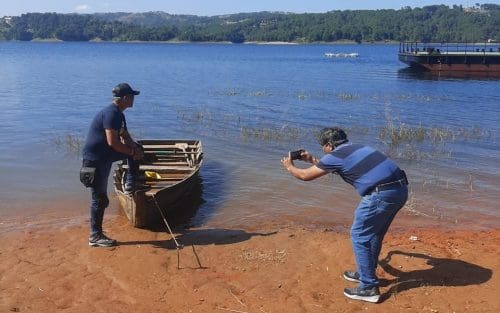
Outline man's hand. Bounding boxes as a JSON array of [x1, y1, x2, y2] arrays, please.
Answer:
[[300, 150, 318, 164], [131, 145, 144, 160], [281, 153, 294, 171]]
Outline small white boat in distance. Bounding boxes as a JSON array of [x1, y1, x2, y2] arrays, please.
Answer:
[[324, 52, 359, 58]]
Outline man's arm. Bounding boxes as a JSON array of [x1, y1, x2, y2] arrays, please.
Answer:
[[121, 130, 144, 159], [120, 129, 136, 147], [282, 155, 328, 181], [105, 129, 135, 156]]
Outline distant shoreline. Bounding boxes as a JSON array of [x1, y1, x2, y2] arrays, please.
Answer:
[[2, 38, 400, 45]]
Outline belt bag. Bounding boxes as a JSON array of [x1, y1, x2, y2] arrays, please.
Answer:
[[80, 166, 96, 187]]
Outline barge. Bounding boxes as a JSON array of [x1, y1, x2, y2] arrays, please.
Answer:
[[398, 42, 500, 76]]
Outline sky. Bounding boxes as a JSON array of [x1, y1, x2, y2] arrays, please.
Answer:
[[1, 0, 496, 17]]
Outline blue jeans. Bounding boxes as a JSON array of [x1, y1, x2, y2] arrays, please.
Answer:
[[84, 155, 138, 236], [350, 184, 408, 289]]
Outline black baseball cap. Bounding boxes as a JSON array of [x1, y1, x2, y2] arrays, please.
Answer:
[[112, 83, 140, 97]]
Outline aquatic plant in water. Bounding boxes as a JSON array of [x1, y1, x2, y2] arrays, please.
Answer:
[[50, 133, 84, 156]]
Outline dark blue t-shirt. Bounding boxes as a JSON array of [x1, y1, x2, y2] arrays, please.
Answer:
[[317, 142, 405, 196], [82, 104, 127, 161]]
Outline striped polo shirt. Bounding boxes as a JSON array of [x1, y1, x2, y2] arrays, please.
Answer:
[[317, 142, 405, 196]]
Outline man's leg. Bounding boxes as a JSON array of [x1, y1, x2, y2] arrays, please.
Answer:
[[346, 186, 409, 302], [124, 156, 139, 193], [90, 192, 109, 235], [87, 160, 116, 247], [350, 194, 380, 289], [89, 160, 111, 234], [345, 194, 391, 303], [350, 186, 408, 288], [108, 150, 138, 194], [371, 186, 408, 267]]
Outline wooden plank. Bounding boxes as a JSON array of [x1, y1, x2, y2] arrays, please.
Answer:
[[139, 140, 199, 145], [144, 150, 201, 156], [153, 154, 190, 158], [153, 158, 190, 163], [149, 158, 193, 163], [145, 186, 176, 196], [140, 165, 193, 171], [149, 161, 190, 166], [142, 144, 199, 149], [122, 164, 194, 171], [145, 189, 160, 196], [137, 177, 186, 184], [144, 181, 179, 187], [143, 176, 185, 181]]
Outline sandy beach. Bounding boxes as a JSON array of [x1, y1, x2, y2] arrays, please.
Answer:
[[1, 211, 499, 313]]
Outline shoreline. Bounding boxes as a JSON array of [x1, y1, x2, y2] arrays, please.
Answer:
[[2, 189, 500, 235], [2, 205, 500, 237], [3, 39, 496, 46], [1, 214, 498, 312], [1, 38, 397, 45]]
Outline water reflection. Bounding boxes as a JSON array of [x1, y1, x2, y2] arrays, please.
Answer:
[[164, 160, 230, 229]]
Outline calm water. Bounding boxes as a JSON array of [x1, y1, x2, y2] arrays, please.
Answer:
[[1, 42, 499, 231]]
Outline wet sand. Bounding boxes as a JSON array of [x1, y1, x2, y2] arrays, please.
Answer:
[[1, 210, 499, 312]]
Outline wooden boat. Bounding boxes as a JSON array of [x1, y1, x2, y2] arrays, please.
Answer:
[[113, 139, 203, 228]]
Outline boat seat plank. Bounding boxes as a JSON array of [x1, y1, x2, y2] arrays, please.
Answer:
[[139, 175, 186, 182], [143, 150, 200, 155], [145, 189, 162, 196], [149, 161, 190, 166], [153, 159, 192, 164], [152, 154, 188, 163], [145, 179, 182, 185], [142, 144, 198, 149], [122, 164, 194, 171]]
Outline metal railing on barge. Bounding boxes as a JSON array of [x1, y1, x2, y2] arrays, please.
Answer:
[[399, 41, 500, 56]]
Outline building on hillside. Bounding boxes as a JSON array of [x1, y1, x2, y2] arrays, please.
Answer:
[[1, 16, 13, 26]]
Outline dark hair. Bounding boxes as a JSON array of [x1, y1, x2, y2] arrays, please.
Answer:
[[317, 127, 348, 147]]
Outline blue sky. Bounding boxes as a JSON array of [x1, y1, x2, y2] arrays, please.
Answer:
[[1, 1, 494, 16]]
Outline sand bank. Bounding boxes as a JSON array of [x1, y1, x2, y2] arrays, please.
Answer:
[[1, 213, 498, 312]]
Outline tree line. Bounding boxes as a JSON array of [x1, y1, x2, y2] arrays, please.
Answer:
[[1, 4, 498, 43]]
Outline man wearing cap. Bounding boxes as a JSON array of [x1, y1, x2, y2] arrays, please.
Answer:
[[281, 127, 408, 303], [82, 83, 144, 247]]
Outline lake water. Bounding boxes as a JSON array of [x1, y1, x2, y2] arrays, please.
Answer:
[[1, 41, 499, 232]]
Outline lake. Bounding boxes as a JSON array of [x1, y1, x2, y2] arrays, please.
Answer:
[[1, 41, 499, 232]]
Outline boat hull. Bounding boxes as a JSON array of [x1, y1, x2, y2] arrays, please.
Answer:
[[399, 53, 500, 74], [115, 171, 201, 228], [113, 139, 203, 228]]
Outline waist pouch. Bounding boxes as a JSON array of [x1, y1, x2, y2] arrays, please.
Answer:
[[80, 166, 96, 187]]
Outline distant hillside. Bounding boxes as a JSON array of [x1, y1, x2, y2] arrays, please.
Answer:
[[1, 4, 499, 43], [92, 11, 213, 27]]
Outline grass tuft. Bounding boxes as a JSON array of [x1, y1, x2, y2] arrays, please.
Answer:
[[240, 125, 303, 143], [337, 92, 357, 100], [51, 133, 84, 156]]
